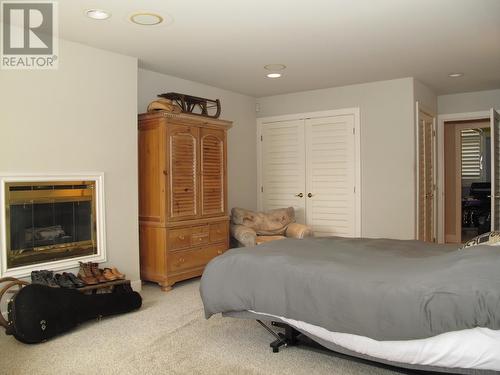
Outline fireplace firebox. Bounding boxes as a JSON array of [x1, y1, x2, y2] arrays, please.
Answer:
[[1, 175, 106, 277]]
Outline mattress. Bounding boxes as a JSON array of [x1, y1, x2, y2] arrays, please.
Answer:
[[201, 237, 500, 340], [251, 310, 500, 372], [201, 237, 500, 373]]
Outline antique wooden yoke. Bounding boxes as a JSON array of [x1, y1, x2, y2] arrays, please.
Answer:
[[158, 92, 221, 119]]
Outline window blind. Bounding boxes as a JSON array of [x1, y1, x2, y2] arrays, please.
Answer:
[[461, 129, 482, 179]]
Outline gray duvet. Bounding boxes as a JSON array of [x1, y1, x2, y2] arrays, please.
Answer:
[[200, 237, 500, 341]]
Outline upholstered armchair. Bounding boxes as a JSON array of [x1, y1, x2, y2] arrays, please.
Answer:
[[230, 207, 313, 247]]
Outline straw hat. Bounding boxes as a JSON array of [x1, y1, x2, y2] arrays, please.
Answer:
[[147, 98, 182, 113]]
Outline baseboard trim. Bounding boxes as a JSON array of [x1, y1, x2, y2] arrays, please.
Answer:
[[131, 279, 142, 292]]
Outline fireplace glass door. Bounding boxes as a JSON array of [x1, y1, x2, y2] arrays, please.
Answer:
[[5, 181, 98, 269]]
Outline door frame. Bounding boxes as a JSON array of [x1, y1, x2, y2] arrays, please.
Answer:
[[490, 109, 500, 231], [415, 102, 438, 242], [256, 108, 361, 237], [436, 110, 490, 243]]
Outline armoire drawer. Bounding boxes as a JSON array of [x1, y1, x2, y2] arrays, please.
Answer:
[[168, 243, 226, 273], [168, 227, 192, 250], [209, 222, 227, 243], [168, 225, 210, 251], [191, 226, 209, 246]]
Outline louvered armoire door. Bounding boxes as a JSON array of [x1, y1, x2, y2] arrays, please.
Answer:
[[200, 128, 226, 217], [305, 115, 356, 237], [167, 124, 199, 221]]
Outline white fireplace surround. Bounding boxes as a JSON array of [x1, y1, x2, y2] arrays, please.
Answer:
[[0, 173, 107, 278]]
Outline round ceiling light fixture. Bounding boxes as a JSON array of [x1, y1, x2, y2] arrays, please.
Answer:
[[130, 12, 164, 26], [448, 72, 464, 78], [264, 64, 286, 78], [264, 64, 286, 71], [85, 9, 111, 20]]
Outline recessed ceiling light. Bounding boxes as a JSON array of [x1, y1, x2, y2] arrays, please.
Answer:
[[266, 73, 282, 78], [85, 9, 111, 20], [448, 72, 464, 78], [130, 12, 164, 26], [264, 64, 286, 71]]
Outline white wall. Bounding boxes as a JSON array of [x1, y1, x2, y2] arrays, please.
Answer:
[[138, 68, 257, 211], [256, 78, 416, 239], [0, 40, 140, 286], [438, 89, 500, 114], [414, 79, 438, 114]]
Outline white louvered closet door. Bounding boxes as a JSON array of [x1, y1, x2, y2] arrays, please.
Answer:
[[261, 120, 306, 223], [305, 116, 356, 237]]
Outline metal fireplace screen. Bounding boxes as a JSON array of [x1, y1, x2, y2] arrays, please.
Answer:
[[5, 181, 97, 269]]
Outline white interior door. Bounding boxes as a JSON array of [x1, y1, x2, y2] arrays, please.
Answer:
[[490, 109, 500, 231], [305, 115, 356, 237], [261, 120, 306, 223]]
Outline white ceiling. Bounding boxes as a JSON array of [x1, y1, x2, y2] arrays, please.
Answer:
[[59, 0, 500, 97]]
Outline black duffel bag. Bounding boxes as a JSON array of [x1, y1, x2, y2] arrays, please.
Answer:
[[1, 278, 142, 344]]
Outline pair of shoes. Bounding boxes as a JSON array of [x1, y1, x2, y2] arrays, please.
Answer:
[[53, 272, 86, 288], [112, 267, 125, 279], [90, 263, 107, 283], [103, 267, 125, 281], [64, 272, 85, 288], [31, 270, 46, 285], [31, 270, 59, 288], [54, 273, 75, 288], [78, 262, 98, 285], [102, 268, 118, 281], [78, 262, 126, 285]]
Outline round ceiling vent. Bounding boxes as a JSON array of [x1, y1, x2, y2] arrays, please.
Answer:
[[129, 12, 164, 26]]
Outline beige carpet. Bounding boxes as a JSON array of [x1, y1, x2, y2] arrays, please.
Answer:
[[0, 279, 399, 375]]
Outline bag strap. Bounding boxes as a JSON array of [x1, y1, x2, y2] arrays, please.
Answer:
[[0, 278, 29, 329]]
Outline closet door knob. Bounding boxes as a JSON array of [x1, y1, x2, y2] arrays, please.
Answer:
[[295, 193, 304, 198], [307, 193, 313, 198]]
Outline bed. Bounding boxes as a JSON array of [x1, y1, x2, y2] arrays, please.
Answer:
[[200, 237, 500, 374]]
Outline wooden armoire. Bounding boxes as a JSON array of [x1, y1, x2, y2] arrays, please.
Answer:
[[138, 111, 232, 291]]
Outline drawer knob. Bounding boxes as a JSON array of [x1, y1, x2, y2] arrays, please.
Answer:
[[217, 250, 222, 255], [179, 257, 185, 263], [179, 235, 185, 240]]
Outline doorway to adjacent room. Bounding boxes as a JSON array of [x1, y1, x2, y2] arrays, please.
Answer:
[[437, 109, 500, 244], [444, 120, 490, 243]]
